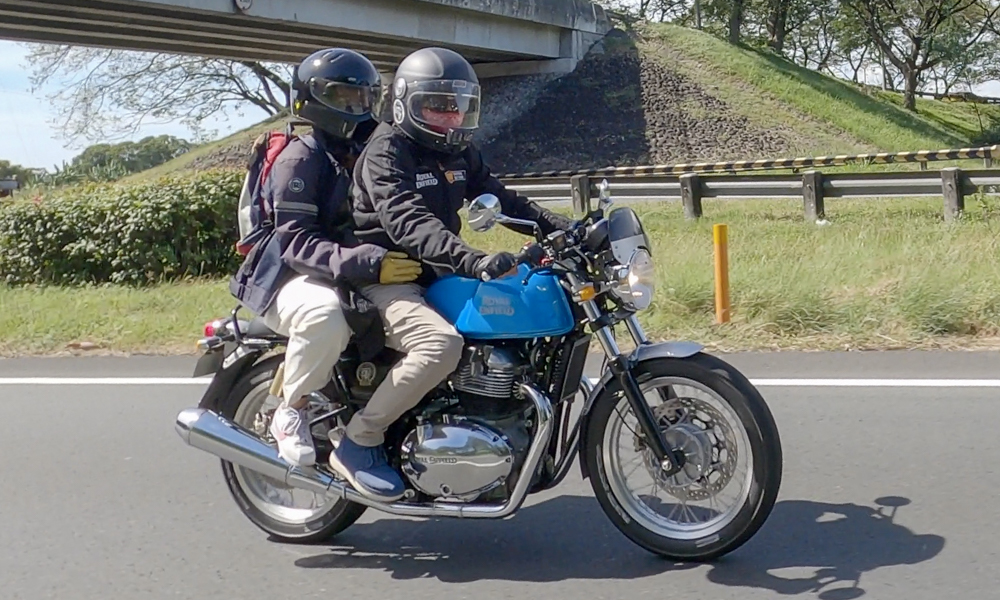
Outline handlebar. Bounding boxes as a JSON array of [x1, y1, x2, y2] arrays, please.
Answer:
[[479, 225, 585, 282]]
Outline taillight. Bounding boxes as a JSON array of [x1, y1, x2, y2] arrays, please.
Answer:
[[203, 319, 225, 337]]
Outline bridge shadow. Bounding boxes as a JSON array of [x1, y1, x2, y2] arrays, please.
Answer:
[[293, 494, 944, 594]]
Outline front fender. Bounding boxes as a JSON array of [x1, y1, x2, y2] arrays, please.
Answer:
[[577, 340, 703, 480]]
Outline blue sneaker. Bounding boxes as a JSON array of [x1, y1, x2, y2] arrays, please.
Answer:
[[328, 436, 406, 502]]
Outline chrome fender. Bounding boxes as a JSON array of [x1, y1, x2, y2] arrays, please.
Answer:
[[577, 340, 704, 480]]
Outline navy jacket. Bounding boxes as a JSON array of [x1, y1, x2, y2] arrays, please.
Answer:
[[351, 122, 576, 286], [229, 130, 388, 356]]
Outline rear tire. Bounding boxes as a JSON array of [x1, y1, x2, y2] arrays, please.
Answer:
[[583, 353, 782, 561], [218, 356, 367, 544]]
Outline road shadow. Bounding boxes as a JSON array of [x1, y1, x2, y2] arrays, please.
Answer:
[[293, 494, 943, 592], [705, 496, 945, 599]]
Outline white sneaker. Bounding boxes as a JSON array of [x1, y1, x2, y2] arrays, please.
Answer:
[[268, 403, 316, 467]]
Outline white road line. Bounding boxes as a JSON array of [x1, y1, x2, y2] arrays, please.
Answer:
[[752, 378, 1000, 387], [2, 377, 1000, 387], [0, 377, 210, 385]]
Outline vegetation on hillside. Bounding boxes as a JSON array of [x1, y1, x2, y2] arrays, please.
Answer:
[[114, 23, 1000, 181], [8, 195, 1000, 356]]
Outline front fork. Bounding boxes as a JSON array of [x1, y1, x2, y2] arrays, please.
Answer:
[[579, 299, 687, 477]]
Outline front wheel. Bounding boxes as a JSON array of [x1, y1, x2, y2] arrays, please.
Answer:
[[583, 353, 782, 561]]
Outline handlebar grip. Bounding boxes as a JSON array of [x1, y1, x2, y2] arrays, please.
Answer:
[[515, 242, 543, 267]]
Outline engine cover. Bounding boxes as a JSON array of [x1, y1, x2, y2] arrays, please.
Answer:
[[399, 415, 514, 501]]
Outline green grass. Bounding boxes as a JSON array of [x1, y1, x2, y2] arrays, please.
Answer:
[[7, 197, 1000, 356], [0, 279, 235, 356], [642, 23, 1000, 156]]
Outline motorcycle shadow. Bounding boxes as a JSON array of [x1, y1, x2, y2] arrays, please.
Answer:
[[703, 496, 945, 599], [293, 494, 944, 590]]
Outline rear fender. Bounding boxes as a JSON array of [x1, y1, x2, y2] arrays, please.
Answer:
[[195, 342, 274, 411], [577, 341, 703, 480]]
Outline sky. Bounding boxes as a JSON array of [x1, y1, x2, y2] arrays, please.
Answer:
[[0, 40, 264, 170], [4, 37, 1000, 171]]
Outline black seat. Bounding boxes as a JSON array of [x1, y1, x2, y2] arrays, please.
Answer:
[[243, 317, 287, 339]]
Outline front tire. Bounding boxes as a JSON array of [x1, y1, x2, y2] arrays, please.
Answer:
[[218, 355, 367, 544], [583, 353, 782, 561]]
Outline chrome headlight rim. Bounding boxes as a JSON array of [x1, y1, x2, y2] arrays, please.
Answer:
[[611, 247, 655, 311]]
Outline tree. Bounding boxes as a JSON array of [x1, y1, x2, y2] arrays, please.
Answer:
[[923, 26, 1000, 93], [70, 135, 192, 174], [23, 44, 294, 146], [842, 0, 1000, 110], [0, 160, 42, 185]]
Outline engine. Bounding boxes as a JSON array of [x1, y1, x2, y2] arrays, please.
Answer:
[[399, 344, 535, 502]]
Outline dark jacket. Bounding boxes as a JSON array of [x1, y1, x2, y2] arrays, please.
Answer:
[[229, 130, 388, 357], [351, 122, 576, 285]]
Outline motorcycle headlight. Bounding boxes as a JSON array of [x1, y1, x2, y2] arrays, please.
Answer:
[[613, 248, 656, 311]]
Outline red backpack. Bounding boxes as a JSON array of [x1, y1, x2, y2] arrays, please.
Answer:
[[235, 122, 299, 256]]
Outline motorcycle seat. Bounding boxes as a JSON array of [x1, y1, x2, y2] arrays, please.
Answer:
[[243, 317, 286, 340]]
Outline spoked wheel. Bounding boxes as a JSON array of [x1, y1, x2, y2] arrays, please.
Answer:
[[584, 353, 782, 561], [218, 357, 366, 544]]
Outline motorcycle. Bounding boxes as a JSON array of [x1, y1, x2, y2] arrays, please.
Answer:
[[174, 179, 782, 561]]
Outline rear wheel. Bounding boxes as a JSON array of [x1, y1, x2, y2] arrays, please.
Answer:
[[218, 356, 366, 544], [584, 353, 782, 561]]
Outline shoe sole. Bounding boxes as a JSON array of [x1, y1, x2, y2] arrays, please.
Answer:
[[327, 453, 406, 503]]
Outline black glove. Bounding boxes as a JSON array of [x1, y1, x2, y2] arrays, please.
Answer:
[[540, 210, 579, 235], [474, 252, 517, 281]]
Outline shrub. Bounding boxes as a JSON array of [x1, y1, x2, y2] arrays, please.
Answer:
[[0, 169, 244, 286]]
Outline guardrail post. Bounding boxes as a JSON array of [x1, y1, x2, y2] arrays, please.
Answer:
[[680, 173, 702, 220], [570, 174, 590, 215], [941, 167, 964, 221], [802, 170, 825, 222]]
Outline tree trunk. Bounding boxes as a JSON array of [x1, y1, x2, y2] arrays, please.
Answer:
[[903, 68, 918, 111], [729, 0, 744, 44], [767, 0, 789, 53]]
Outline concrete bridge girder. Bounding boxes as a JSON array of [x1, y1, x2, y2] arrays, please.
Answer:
[[0, 0, 612, 76]]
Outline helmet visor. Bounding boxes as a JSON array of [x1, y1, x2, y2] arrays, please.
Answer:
[[406, 79, 480, 134], [309, 78, 380, 116]]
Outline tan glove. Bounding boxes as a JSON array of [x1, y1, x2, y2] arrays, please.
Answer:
[[379, 251, 423, 284]]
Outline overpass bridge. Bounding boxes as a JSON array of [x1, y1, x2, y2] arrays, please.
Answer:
[[0, 0, 613, 77]]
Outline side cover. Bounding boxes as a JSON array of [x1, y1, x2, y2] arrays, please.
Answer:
[[425, 264, 575, 339]]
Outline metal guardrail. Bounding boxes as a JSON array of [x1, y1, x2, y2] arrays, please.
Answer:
[[501, 166, 1000, 222], [498, 145, 997, 179], [914, 90, 1000, 105]]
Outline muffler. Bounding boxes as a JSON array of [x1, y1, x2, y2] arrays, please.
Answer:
[[174, 381, 554, 519], [175, 407, 344, 498]]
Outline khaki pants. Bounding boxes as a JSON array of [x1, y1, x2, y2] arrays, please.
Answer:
[[260, 275, 352, 405], [346, 283, 464, 447]]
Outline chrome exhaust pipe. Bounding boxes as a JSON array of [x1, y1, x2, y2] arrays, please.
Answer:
[[174, 382, 554, 519], [174, 407, 342, 498]]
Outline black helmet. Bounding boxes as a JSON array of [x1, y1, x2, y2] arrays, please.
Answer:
[[391, 47, 481, 154], [291, 48, 382, 140]]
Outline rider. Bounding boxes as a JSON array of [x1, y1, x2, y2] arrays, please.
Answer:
[[229, 48, 422, 468], [331, 46, 578, 502]]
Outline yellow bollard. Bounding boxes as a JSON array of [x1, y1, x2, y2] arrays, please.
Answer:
[[713, 224, 731, 324]]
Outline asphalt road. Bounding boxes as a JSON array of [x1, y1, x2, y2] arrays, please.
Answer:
[[2, 350, 999, 600]]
